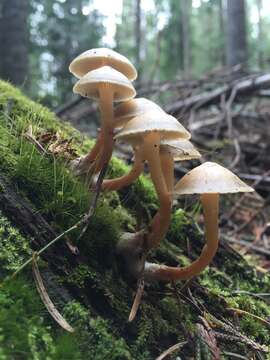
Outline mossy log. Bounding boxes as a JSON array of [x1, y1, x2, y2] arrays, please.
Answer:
[[0, 81, 269, 359]]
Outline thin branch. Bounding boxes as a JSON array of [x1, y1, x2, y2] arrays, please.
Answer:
[[32, 253, 74, 333], [155, 341, 187, 360]]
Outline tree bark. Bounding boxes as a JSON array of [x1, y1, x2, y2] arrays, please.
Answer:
[[1, 0, 29, 86], [180, 0, 191, 77], [256, 0, 263, 68], [218, 0, 226, 66], [135, 0, 141, 79], [226, 0, 247, 66]]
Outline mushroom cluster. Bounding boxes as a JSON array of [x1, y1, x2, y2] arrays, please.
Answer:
[[69, 48, 254, 284]]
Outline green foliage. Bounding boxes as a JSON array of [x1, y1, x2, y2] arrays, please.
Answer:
[[64, 301, 133, 360], [0, 212, 31, 275], [0, 278, 82, 360]]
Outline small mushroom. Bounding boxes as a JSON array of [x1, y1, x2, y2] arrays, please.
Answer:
[[143, 162, 254, 281], [73, 66, 136, 174], [114, 97, 164, 129], [69, 49, 137, 168], [160, 139, 201, 192], [102, 98, 165, 191], [115, 110, 190, 250], [145, 139, 201, 254], [69, 47, 137, 80]]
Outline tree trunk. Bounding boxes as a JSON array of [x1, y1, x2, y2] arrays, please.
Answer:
[[218, 0, 226, 66], [1, 0, 29, 86], [226, 0, 247, 66], [135, 0, 141, 79], [180, 0, 191, 77], [256, 0, 263, 68]]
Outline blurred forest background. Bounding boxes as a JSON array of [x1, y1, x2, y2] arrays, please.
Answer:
[[0, 0, 269, 108]]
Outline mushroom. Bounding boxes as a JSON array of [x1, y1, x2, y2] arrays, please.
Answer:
[[159, 139, 201, 193], [143, 162, 254, 282], [69, 48, 137, 174], [115, 110, 190, 250], [69, 48, 137, 80], [102, 98, 165, 191], [114, 97, 164, 129], [73, 66, 136, 174], [147, 139, 202, 238], [101, 146, 145, 191]]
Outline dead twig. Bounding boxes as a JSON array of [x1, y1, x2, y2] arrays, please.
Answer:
[[77, 164, 108, 241], [227, 307, 270, 328], [155, 341, 187, 360], [128, 277, 145, 322], [23, 125, 49, 155], [32, 253, 74, 333]]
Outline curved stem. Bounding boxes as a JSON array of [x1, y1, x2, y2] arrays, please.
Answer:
[[93, 84, 114, 173], [142, 133, 172, 249], [160, 152, 175, 193], [84, 131, 104, 163], [102, 147, 144, 191], [143, 193, 219, 281]]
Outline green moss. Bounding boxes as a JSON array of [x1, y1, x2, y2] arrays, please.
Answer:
[[64, 301, 133, 360], [0, 278, 82, 360], [0, 212, 31, 275]]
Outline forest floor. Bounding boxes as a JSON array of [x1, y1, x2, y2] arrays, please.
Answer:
[[0, 80, 270, 359]]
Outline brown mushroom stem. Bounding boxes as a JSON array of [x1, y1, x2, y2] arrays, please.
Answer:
[[142, 133, 172, 249], [102, 147, 144, 191], [83, 131, 104, 163], [160, 151, 175, 193], [93, 84, 114, 173], [143, 193, 219, 281]]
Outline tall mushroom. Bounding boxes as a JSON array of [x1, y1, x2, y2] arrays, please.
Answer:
[[102, 98, 165, 191], [73, 66, 136, 174], [69, 48, 137, 173], [159, 139, 201, 193], [143, 162, 254, 282], [117, 139, 201, 279], [115, 110, 190, 250]]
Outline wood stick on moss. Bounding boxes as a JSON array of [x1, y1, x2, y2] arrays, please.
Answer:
[[32, 252, 74, 332], [128, 277, 145, 322], [1, 164, 108, 285]]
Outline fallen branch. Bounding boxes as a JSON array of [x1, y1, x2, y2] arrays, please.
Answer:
[[166, 73, 270, 113]]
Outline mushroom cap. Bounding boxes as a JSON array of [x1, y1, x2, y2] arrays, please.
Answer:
[[69, 48, 137, 80], [160, 139, 201, 161], [174, 162, 254, 195], [115, 110, 191, 145], [73, 66, 136, 102], [114, 98, 164, 128]]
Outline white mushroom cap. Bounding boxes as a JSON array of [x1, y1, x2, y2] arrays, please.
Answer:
[[73, 66, 136, 102], [160, 139, 201, 161], [115, 110, 191, 145], [174, 162, 254, 195], [69, 48, 137, 80], [114, 98, 164, 128]]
